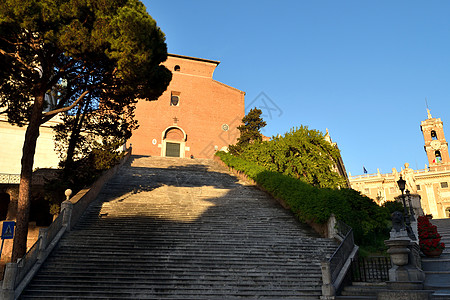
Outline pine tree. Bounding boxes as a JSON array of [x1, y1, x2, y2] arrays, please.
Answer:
[[229, 108, 267, 155], [0, 0, 172, 260]]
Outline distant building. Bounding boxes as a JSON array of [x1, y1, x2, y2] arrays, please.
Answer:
[[128, 54, 245, 158], [0, 114, 61, 176], [349, 109, 450, 218]]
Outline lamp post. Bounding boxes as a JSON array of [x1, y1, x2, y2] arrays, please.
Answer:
[[397, 176, 416, 240], [396, 176, 409, 224], [406, 189, 416, 222]]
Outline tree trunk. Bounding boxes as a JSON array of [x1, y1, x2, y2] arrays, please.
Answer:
[[11, 93, 45, 262], [63, 98, 90, 178]]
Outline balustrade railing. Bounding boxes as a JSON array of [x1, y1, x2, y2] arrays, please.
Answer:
[[45, 209, 65, 247], [14, 237, 41, 288], [0, 174, 20, 184]]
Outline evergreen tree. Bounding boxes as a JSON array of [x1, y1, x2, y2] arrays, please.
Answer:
[[229, 108, 267, 155], [0, 0, 172, 260]]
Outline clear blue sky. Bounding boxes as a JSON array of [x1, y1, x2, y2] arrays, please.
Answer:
[[143, 0, 450, 176]]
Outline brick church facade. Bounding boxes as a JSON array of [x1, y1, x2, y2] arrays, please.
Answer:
[[128, 54, 245, 159]]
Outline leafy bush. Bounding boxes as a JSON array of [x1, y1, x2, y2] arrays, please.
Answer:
[[216, 151, 390, 250], [237, 126, 346, 188]]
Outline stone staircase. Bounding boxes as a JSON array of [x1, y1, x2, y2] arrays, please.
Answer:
[[423, 218, 450, 299], [336, 282, 385, 300], [20, 156, 338, 299]]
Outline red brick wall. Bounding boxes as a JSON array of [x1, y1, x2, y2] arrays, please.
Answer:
[[129, 54, 245, 159]]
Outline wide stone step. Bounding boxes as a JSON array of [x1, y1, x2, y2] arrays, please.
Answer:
[[337, 282, 386, 299], [25, 281, 322, 291], [28, 275, 323, 285], [21, 156, 337, 300]]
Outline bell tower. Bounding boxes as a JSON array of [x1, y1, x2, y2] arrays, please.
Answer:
[[421, 109, 450, 171]]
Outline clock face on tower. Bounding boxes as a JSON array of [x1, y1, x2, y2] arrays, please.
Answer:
[[431, 140, 441, 150]]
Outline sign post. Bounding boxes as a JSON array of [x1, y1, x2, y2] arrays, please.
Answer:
[[0, 221, 15, 261]]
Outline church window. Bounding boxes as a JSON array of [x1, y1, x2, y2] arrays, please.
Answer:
[[174, 65, 180, 71], [416, 185, 421, 191], [441, 182, 448, 188], [435, 150, 442, 163], [171, 91, 180, 106], [431, 130, 438, 140]]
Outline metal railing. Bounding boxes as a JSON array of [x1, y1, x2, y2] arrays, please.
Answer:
[[328, 220, 355, 283], [351, 256, 391, 282]]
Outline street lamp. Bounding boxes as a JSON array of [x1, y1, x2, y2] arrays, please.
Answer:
[[396, 176, 408, 221], [396, 175, 416, 240], [406, 189, 416, 222]]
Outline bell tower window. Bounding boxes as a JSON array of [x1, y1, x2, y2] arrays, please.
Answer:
[[431, 130, 438, 140], [435, 150, 442, 163]]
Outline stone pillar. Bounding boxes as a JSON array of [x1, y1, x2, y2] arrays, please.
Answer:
[[326, 214, 337, 239], [1, 262, 17, 300], [60, 200, 73, 232], [320, 261, 335, 300], [37, 228, 48, 261]]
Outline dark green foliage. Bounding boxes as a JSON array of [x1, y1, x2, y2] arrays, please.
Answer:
[[45, 141, 124, 215], [229, 108, 266, 155], [383, 200, 404, 215], [238, 126, 346, 188], [216, 151, 390, 250], [0, 0, 172, 125], [1, 0, 171, 259]]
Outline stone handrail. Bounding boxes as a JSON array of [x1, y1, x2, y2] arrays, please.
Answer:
[[0, 148, 132, 300], [61, 148, 132, 230], [1, 213, 67, 300]]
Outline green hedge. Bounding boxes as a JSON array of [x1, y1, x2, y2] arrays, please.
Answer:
[[216, 151, 390, 250]]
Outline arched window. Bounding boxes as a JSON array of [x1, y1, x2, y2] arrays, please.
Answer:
[[431, 130, 438, 140], [174, 65, 180, 71], [435, 150, 442, 163]]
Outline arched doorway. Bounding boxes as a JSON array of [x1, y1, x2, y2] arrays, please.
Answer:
[[161, 126, 187, 158], [0, 192, 10, 221]]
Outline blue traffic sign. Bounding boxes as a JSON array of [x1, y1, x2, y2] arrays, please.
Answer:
[[1, 221, 15, 239]]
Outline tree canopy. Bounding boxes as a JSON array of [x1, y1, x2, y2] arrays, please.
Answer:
[[0, 0, 172, 260], [237, 126, 347, 189]]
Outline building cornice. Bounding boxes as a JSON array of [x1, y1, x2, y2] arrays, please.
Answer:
[[168, 53, 220, 65]]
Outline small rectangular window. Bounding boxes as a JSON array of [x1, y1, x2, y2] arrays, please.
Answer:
[[441, 182, 448, 188], [364, 188, 370, 194], [171, 91, 180, 106], [416, 185, 421, 191]]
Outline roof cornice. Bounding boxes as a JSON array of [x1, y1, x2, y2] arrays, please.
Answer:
[[168, 53, 220, 65]]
